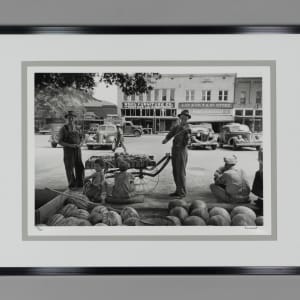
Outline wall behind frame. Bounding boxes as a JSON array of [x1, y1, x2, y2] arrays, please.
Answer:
[[0, 0, 300, 299]]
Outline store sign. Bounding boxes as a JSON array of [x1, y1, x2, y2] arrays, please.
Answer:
[[123, 102, 175, 108], [189, 108, 232, 115], [179, 102, 233, 109]]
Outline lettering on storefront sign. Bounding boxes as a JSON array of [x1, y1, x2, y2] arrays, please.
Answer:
[[178, 102, 233, 109], [123, 102, 175, 109], [189, 109, 232, 115]]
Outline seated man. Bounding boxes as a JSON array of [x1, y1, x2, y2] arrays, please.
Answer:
[[210, 155, 250, 203], [252, 148, 263, 215], [106, 159, 144, 204]]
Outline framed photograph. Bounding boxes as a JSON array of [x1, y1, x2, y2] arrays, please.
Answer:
[[0, 26, 298, 275]]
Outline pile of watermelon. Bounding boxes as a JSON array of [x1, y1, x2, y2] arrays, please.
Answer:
[[41, 199, 263, 227], [44, 203, 142, 226], [166, 199, 263, 226]]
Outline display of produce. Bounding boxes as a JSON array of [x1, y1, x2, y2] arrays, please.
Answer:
[[85, 153, 156, 170]]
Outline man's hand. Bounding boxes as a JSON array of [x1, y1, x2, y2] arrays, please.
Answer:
[[182, 124, 190, 131]]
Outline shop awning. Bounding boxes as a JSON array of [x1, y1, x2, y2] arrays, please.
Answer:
[[189, 115, 234, 122]]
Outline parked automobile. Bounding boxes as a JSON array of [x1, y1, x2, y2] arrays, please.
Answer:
[[38, 127, 51, 135], [85, 124, 117, 150], [122, 121, 143, 137], [188, 123, 218, 150], [218, 123, 262, 150]]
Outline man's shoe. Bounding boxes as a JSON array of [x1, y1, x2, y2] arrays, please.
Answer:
[[175, 194, 186, 199], [169, 192, 179, 197]]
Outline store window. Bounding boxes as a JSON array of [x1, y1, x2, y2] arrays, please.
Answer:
[[186, 89, 195, 101], [235, 110, 243, 116], [202, 90, 211, 101], [162, 89, 167, 101], [131, 94, 135, 101], [256, 91, 262, 105], [255, 110, 262, 116], [154, 89, 159, 101], [170, 89, 175, 101], [219, 90, 228, 101], [245, 110, 253, 116], [139, 94, 143, 101], [147, 91, 152, 101], [240, 91, 246, 104], [123, 94, 128, 101]]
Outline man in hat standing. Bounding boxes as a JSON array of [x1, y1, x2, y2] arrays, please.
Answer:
[[210, 155, 250, 203], [162, 109, 191, 198], [58, 111, 85, 189]]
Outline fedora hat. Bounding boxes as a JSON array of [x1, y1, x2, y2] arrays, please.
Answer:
[[178, 109, 191, 119], [64, 111, 77, 118]]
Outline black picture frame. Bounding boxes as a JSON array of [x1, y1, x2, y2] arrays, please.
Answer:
[[1, 25, 297, 276]]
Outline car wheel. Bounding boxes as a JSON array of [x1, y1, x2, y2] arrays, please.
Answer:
[[134, 130, 141, 137], [233, 142, 239, 151], [51, 142, 57, 148]]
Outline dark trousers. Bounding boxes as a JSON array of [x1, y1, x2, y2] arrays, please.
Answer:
[[171, 147, 188, 196], [63, 148, 85, 188]]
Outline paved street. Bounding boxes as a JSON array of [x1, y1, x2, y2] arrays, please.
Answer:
[[35, 134, 259, 204]]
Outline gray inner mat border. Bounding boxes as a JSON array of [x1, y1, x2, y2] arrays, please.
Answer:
[[22, 60, 276, 241]]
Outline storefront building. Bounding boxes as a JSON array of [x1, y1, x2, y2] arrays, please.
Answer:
[[234, 77, 262, 132], [117, 74, 236, 133]]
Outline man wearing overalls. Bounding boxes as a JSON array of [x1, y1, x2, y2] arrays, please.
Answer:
[[58, 111, 85, 189], [162, 110, 191, 198]]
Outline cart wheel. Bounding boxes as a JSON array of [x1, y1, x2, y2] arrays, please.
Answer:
[[134, 176, 159, 194]]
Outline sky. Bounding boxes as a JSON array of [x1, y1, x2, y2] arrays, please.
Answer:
[[93, 82, 118, 105]]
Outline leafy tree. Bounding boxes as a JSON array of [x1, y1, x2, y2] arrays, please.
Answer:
[[35, 72, 161, 119]]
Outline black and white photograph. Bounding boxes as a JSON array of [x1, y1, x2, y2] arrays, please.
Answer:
[[29, 63, 272, 239]]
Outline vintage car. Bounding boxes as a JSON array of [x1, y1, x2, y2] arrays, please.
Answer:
[[188, 123, 218, 150], [85, 123, 117, 150], [218, 123, 262, 150]]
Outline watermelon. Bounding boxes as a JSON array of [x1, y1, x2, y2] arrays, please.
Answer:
[[121, 207, 139, 221], [102, 211, 122, 226], [183, 216, 206, 226], [189, 200, 207, 213], [77, 219, 92, 226], [91, 205, 108, 215], [61, 217, 82, 226], [47, 214, 65, 226], [168, 199, 189, 212], [123, 217, 141, 226], [166, 216, 182, 226], [208, 215, 230, 226], [255, 216, 264, 226], [231, 206, 256, 220], [89, 212, 106, 225], [94, 223, 108, 226], [209, 207, 231, 222], [231, 213, 256, 226], [190, 207, 209, 222], [169, 206, 189, 221], [60, 204, 78, 217], [72, 209, 90, 220]]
